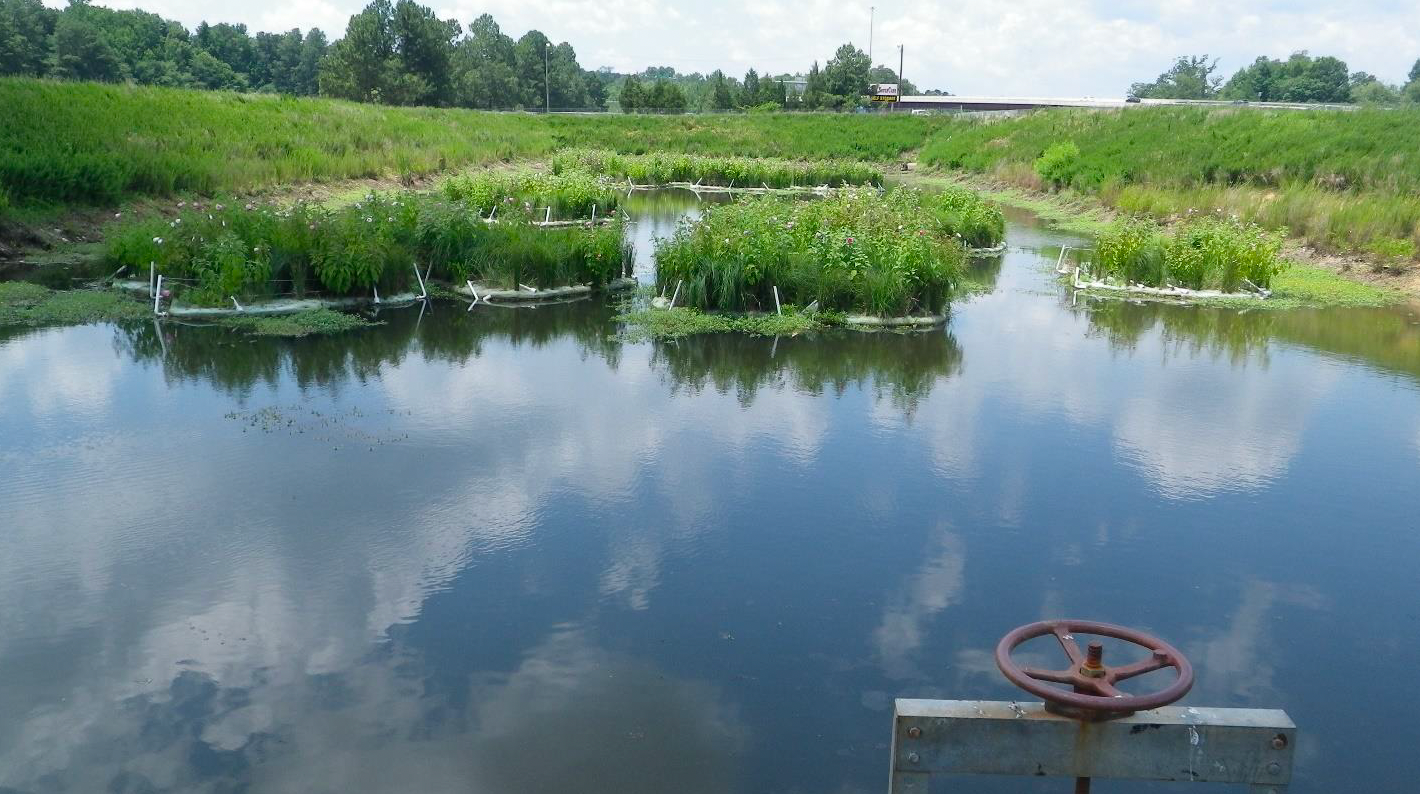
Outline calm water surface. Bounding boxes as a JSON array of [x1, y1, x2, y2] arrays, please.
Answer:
[[2, 200, 1419, 793]]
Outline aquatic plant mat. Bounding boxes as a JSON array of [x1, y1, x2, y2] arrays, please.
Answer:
[[652, 186, 1002, 318], [0, 280, 148, 326]]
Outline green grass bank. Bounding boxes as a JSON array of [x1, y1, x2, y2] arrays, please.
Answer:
[[918, 106, 1420, 261], [0, 78, 945, 213]]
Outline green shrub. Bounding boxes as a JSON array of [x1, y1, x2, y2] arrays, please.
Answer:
[[1035, 142, 1081, 189], [442, 168, 621, 218]]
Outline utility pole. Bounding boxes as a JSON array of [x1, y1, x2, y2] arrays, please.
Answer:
[[544, 42, 550, 113], [868, 6, 875, 62], [898, 44, 905, 111]]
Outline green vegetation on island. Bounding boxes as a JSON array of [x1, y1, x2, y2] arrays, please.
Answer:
[[652, 188, 993, 317]]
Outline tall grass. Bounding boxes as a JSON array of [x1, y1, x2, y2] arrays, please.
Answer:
[[927, 186, 1006, 248], [0, 77, 946, 212], [1092, 215, 1285, 291], [654, 189, 967, 316], [919, 106, 1420, 256], [104, 192, 630, 304], [442, 168, 622, 217], [550, 148, 882, 188]]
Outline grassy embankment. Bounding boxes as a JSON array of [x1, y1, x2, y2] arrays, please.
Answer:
[[918, 107, 1419, 303], [0, 77, 944, 217]]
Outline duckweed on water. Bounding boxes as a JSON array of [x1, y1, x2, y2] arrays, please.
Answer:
[[653, 188, 984, 317], [615, 305, 829, 340], [217, 309, 378, 337], [0, 280, 148, 326]]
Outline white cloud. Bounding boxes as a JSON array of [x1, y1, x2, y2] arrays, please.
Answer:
[[42, 0, 1420, 94]]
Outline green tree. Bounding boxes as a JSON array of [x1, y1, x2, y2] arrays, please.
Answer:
[[1221, 52, 1352, 103], [742, 67, 759, 107], [1351, 77, 1401, 105], [49, 5, 124, 81], [618, 74, 644, 113], [646, 79, 685, 113], [0, 0, 56, 76], [1409, 58, 1420, 84], [195, 22, 256, 77], [452, 13, 515, 109], [1128, 55, 1221, 99], [803, 60, 826, 108], [295, 29, 327, 95], [390, 0, 458, 105], [710, 69, 734, 110], [320, 0, 396, 102], [513, 29, 550, 109], [824, 43, 870, 107], [868, 65, 916, 96]]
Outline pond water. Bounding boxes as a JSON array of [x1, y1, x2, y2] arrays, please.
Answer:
[[2, 200, 1419, 794]]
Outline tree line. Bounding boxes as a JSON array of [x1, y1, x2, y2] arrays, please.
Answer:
[[0, 0, 924, 112], [1130, 52, 1420, 104]]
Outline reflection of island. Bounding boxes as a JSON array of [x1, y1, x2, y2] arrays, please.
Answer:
[[1081, 297, 1420, 383], [114, 300, 625, 393], [650, 328, 964, 412], [0, 625, 746, 794]]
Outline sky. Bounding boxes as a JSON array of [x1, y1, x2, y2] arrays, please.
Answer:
[[44, 0, 1420, 95]]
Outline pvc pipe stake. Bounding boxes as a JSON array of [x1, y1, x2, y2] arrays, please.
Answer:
[[412, 263, 428, 300], [773, 286, 782, 315], [153, 275, 164, 315], [373, 285, 381, 304], [149, 262, 156, 297], [489, 205, 497, 221], [670, 279, 682, 308], [231, 296, 243, 311], [591, 204, 596, 224], [545, 207, 552, 224]]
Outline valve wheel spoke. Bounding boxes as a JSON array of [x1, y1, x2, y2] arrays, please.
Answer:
[[1108, 654, 1171, 682], [1022, 667, 1076, 685], [1052, 624, 1083, 664]]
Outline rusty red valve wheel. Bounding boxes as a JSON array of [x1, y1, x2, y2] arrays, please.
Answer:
[[995, 619, 1193, 720]]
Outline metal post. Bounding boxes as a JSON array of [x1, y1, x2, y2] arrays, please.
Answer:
[[868, 6, 875, 62], [899, 44, 905, 109], [544, 42, 550, 114]]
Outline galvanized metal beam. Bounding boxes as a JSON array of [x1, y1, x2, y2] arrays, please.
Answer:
[[891, 699, 1295, 793]]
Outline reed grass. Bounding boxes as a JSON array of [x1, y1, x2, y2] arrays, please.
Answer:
[[103, 192, 631, 305], [442, 168, 622, 218], [653, 188, 967, 317], [1091, 215, 1285, 291], [550, 148, 882, 188]]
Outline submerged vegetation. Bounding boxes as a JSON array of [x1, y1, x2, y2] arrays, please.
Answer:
[[550, 148, 882, 189], [103, 191, 630, 306], [919, 106, 1420, 262], [653, 188, 981, 317], [217, 308, 378, 337], [1091, 215, 1286, 291], [0, 280, 148, 326]]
